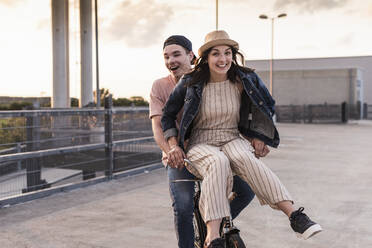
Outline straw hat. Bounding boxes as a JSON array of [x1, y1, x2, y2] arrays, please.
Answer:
[[198, 30, 239, 56]]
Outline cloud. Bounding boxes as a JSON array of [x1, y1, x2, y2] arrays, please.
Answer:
[[343, 1, 372, 18], [274, 0, 349, 13], [0, 0, 22, 7], [336, 33, 354, 46], [36, 18, 50, 30], [368, 3, 372, 16], [103, 0, 174, 47]]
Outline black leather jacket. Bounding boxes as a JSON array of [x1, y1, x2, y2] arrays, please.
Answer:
[[161, 69, 280, 150]]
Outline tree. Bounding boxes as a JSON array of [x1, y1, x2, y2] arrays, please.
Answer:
[[93, 88, 111, 107], [0, 102, 33, 110], [113, 98, 131, 106], [71, 97, 79, 107], [129, 96, 149, 106]]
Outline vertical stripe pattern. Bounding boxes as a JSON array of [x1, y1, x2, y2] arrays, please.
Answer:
[[187, 80, 240, 149], [222, 138, 292, 209], [187, 144, 233, 222], [186, 80, 293, 222]]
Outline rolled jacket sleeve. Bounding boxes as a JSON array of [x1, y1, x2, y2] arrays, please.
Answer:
[[163, 128, 178, 140]]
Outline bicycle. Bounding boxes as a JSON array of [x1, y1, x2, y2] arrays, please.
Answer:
[[181, 159, 246, 248]]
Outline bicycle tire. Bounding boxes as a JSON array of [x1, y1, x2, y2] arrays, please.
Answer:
[[193, 182, 207, 248], [193, 210, 206, 248], [226, 233, 246, 248]]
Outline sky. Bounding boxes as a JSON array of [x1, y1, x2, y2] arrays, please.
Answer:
[[0, 0, 372, 101]]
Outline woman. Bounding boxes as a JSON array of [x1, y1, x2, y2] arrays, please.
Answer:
[[161, 30, 322, 248]]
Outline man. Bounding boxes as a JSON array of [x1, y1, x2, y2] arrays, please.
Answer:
[[149, 35, 260, 248]]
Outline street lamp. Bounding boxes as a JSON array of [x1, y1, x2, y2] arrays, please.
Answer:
[[216, 0, 219, 30], [259, 13, 287, 96], [95, 0, 100, 108]]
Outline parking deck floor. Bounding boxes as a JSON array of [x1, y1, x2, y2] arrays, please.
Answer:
[[1, 122, 371, 248]]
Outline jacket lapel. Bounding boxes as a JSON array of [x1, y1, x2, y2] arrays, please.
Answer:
[[192, 82, 204, 99]]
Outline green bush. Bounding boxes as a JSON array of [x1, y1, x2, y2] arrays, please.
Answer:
[[0, 101, 33, 110], [71, 97, 79, 107], [0, 118, 25, 149], [113, 96, 149, 107]]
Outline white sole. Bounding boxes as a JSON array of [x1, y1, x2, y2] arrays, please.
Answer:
[[296, 224, 323, 240]]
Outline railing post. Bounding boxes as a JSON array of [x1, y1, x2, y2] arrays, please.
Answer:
[[341, 102, 348, 123], [16, 142, 22, 171], [363, 103, 368, 119], [291, 105, 295, 123], [23, 106, 49, 193], [308, 105, 313, 123], [302, 104, 306, 123], [356, 101, 362, 120], [104, 94, 114, 178]]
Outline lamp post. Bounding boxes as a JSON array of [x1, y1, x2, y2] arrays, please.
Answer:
[[95, 0, 100, 108], [216, 0, 219, 30], [259, 13, 287, 96]]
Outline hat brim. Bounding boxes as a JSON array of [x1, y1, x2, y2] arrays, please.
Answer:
[[198, 39, 239, 57]]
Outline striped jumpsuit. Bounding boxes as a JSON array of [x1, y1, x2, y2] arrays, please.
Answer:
[[185, 80, 293, 222]]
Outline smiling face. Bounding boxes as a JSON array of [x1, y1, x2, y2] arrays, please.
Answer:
[[163, 44, 193, 82], [207, 45, 233, 82]]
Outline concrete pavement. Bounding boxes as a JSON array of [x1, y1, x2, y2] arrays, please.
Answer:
[[1, 122, 371, 248]]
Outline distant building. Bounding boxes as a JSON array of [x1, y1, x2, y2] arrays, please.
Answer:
[[246, 56, 372, 105]]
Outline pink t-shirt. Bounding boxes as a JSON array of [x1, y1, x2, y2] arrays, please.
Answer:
[[149, 75, 183, 165]]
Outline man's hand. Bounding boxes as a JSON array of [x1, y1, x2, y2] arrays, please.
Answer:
[[251, 138, 270, 158], [167, 145, 186, 169]]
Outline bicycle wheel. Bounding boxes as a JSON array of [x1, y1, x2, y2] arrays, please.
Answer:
[[226, 233, 246, 248], [193, 210, 206, 248], [193, 182, 207, 248]]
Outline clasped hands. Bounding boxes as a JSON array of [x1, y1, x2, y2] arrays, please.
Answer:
[[166, 145, 186, 169]]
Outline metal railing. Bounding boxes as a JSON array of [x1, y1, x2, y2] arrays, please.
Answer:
[[0, 96, 161, 201], [366, 104, 372, 120], [276, 102, 366, 123]]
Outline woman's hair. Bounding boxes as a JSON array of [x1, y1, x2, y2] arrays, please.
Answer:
[[186, 46, 254, 86], [182, 47, 197, 65]]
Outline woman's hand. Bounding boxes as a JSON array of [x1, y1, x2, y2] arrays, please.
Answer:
[[251, 138, 270, 158], [167, 145, 186, 169]]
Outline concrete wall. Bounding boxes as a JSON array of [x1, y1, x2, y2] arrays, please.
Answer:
[[255, 68, 361, 106], [246, 56, 372, 104]]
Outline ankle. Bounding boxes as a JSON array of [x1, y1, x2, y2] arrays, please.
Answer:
[[205, 233, 220, 245], [206, 218, 222, 242], [277, 200, 295, 217]]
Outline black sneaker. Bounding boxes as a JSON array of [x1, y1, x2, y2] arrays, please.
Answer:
[[289, 207, 322, 239], [220, 217, 245, 248], [207, 238, 225, 248]]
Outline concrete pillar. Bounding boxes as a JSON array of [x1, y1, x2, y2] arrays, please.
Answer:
[[348, 69, 354, 106], [80, 0, 94, 107], [51, 0, 70, 108], [356, 69, 364, 119]]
